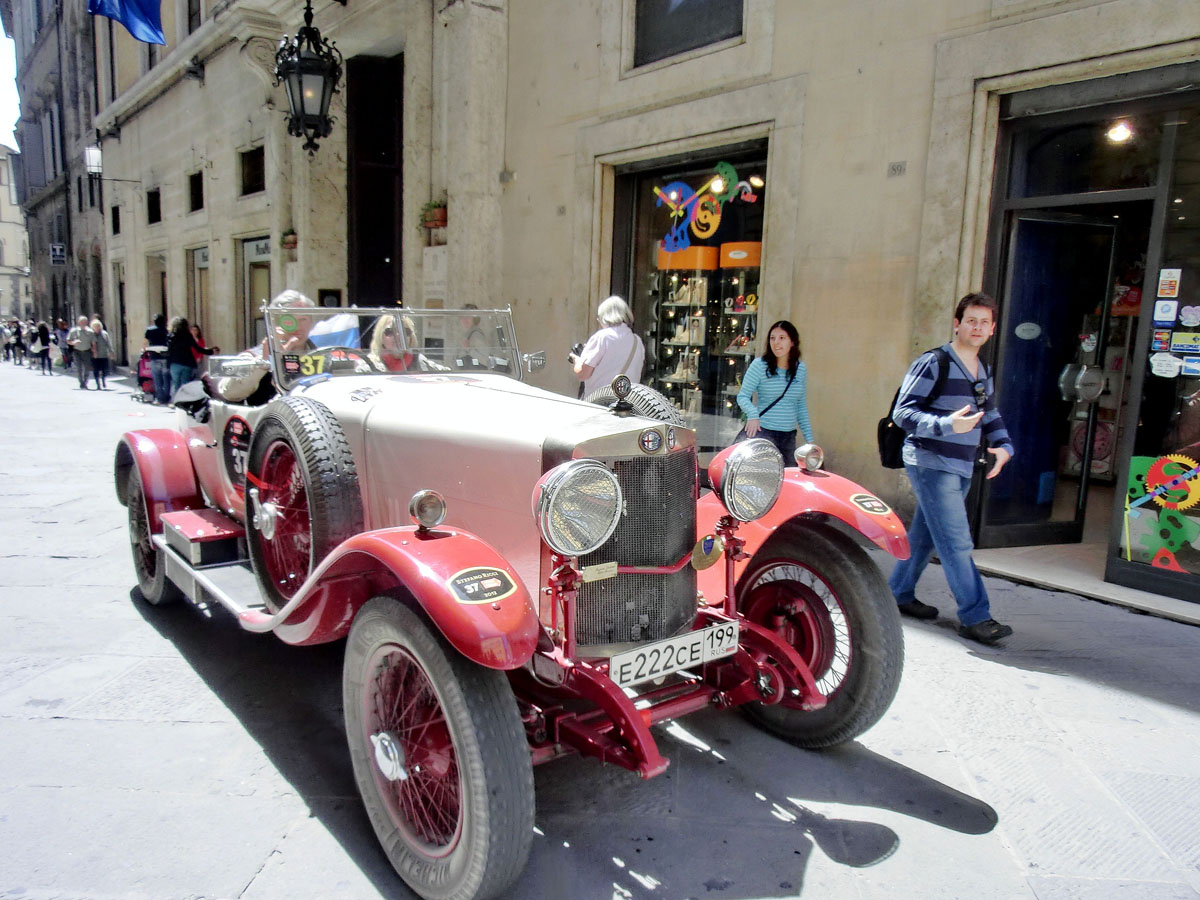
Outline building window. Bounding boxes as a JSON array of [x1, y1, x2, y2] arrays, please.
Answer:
[[111, 205, 120, 235], [147, 189, 161, 224], [240, 146, 265, 196], [188, 171, 204, 212], [187, 0, 202, 33], [633, 0, 743, 68], [147, 42, 158, 70], [107, 21, 117, 105], [77, 175, 83, 212]]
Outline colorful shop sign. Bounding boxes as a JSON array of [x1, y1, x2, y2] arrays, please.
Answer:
[[654, 162, 759, 253]]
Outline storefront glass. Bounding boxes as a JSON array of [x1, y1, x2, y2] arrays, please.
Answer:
[[618, 149, 767, 452], [1119, 108, 1200, 578]]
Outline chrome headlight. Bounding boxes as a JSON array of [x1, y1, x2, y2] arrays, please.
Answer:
[[409, 489, 447, 529], [533, 460, 623, 557], [794, 443, 825, 472], [708, 439, 784, 521]]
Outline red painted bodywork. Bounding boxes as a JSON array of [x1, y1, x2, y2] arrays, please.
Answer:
[[116, 430, 203, 532], [695, 468, 910, 602], [263, 526, 542, 669]]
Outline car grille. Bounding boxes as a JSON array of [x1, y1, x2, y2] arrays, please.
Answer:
[[576, 449, 697, 646]]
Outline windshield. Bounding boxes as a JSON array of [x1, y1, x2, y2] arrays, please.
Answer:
[[264, 306, 523, 391]]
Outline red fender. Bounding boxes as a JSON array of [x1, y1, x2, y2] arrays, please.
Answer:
[[268, 526, 542, 670], [114, 430, 203, 533], [696, 469, 909, 602]]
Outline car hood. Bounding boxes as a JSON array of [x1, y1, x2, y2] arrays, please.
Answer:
[[298, 373, 686, 591]]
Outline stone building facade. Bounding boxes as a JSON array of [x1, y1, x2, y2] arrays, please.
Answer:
[[90, 0, 1200, 600], [0, 143, 31, 320], [1, 0, 107, 337]]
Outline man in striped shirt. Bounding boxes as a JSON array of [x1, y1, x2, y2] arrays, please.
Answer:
[[889, 293, 1015, 645]]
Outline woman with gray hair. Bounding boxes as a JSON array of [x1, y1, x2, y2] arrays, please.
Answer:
[[570, 295, 645, 398]]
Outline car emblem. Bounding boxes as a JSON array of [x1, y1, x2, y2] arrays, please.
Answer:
[[666, 426, 677, 450], [639, 429, 662, 453]]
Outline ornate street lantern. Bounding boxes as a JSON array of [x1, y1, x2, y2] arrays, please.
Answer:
[[274, 0, 344, 155]]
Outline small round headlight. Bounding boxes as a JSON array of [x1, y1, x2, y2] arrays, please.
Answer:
[[709, 439, 784, 521], [533, 460, 623, 557], [409, 490, 447, 529], [794, 443, 825, 472]]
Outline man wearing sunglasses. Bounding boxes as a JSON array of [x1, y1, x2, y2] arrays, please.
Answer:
[[888, 292, 1015, 645]]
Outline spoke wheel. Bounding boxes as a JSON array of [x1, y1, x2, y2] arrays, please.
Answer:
[[738, 526, 903, 748], [245, 396, 363, 612], [126, 468, 183, 606], [254, 440, 312, 601], [345, 599, 534, 900]]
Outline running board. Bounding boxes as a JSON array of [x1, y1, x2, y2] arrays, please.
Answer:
[[154, 534, 272, 623]]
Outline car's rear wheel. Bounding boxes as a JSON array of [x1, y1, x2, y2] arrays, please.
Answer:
[[344, 599, 534, 900], [126, 467, 183, 606], [738, 525, 903, 748], [245, 396, 363, 612]]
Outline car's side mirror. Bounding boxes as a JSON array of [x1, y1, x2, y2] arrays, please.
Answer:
[[523, 351, 547, 374]]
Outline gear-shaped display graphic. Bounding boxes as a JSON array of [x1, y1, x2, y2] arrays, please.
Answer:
[[1144, 454, 1200, 511]]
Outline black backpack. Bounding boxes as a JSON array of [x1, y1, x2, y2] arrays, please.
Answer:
[[877, 347, 950, 468]]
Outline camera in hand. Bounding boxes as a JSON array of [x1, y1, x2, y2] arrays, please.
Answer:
[[569, 342, 584, 363]]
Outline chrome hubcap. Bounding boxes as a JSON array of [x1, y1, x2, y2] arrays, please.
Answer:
[[371, 731, 408, 782]]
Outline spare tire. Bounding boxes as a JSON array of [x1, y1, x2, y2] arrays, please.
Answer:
[[245, 395, 364, 611], [585, 383, 684, 425]]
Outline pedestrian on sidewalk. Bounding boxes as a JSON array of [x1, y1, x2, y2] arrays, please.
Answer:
[[11, 320, 25, 365], [887, 292, 1016, 645], [89, 318, 113, 390], [143, 314, 171, 404], [2, 321, 12, 361], [67, 316, 94, 388], [54, 319, 71, 371], [167, 317, 218, 400], [31, 322, 53, 374]]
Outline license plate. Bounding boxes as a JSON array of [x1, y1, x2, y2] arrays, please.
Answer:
[[608, 621, 739, 689]]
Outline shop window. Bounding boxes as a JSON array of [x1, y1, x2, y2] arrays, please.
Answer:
[[240, 146, 265, 196], [613, 145, 767, 451], [633, 0, 743, 68], [189, 171, 204, 212], [147, 189, 161, 224], [1008, 113, 1162, 198]]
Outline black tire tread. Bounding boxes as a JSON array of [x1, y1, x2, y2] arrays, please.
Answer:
[[126, 469, 184, 607], [739, 525, 904, 748], [585, 383, 684, 425], [245, 395, 364, 610], [344, 599, 534, 900]]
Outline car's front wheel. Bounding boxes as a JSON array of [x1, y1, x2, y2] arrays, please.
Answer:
[[344, 599, 534, 900], [738, 525, 903, 748]]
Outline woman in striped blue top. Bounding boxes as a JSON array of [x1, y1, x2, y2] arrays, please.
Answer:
[[736, 320, 814, 464]]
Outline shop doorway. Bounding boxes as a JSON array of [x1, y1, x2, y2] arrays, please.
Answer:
[[980, 202, 1151, 548]]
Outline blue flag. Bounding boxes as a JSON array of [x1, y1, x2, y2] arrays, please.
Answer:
[[87, 0, 166, 45]]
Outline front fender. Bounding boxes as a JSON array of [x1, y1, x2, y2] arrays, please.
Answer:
[[272, 526, 541, 670], [114, 430, 203, 532], [696, 469, 909, 601]]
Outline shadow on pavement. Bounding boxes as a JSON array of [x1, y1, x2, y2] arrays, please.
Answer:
[[134, 589, 998, 900], [129, 589, 416, 899]]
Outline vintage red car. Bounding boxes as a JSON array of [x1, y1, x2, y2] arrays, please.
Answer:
[[115, 305, 909, 900]]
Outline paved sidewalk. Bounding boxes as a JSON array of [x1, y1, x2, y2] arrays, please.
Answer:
[[1, 362, 1199, 900]]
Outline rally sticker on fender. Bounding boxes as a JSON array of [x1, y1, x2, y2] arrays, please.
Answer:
[[447, 567, 518, 604], [850, 493, 891, 515]]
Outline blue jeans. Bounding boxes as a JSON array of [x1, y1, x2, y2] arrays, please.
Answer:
[[888, 463, 991, 626], [151, 358, 171, 403], [169, 362, 197, 399]]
